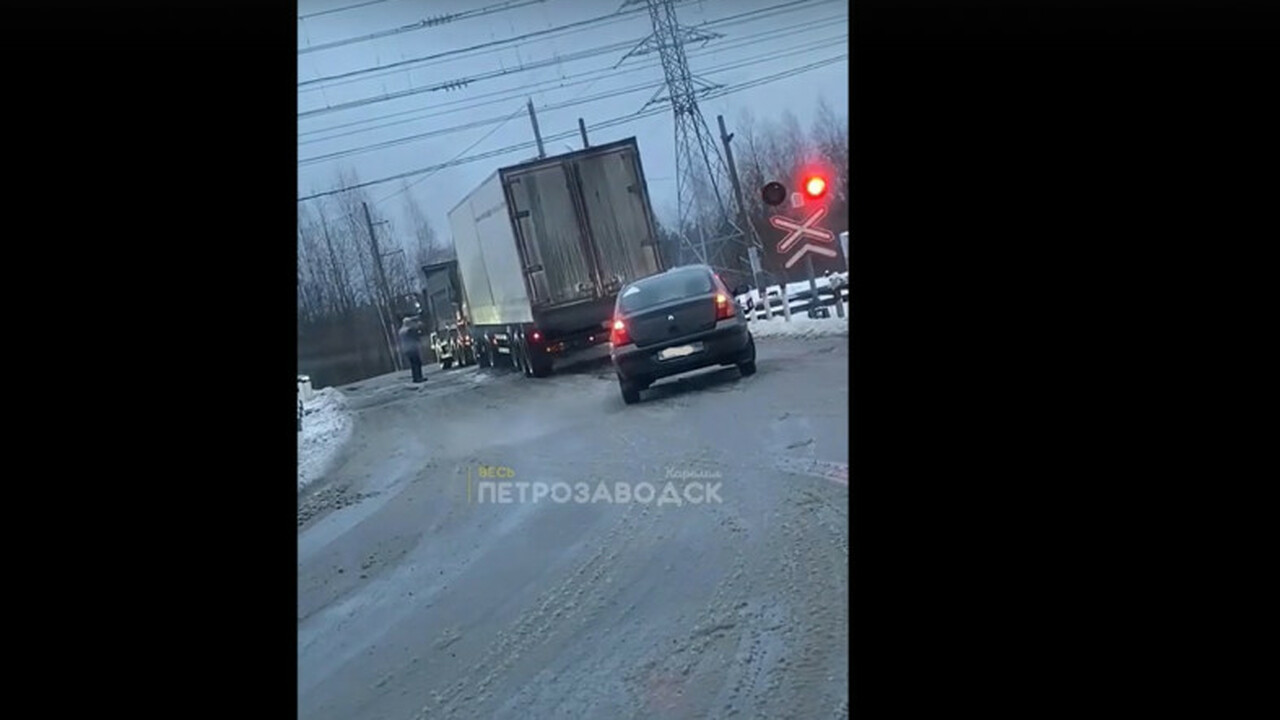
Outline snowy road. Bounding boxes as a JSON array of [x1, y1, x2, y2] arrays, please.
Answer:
[[297, 336, 849, 720]]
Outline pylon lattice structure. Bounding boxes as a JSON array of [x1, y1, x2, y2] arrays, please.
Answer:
[[623, 0, 746, 275]]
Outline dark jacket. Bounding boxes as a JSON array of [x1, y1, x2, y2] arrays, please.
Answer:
[[398, 322, 423, 356]]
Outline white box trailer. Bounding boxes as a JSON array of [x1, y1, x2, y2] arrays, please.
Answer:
[[448, 137, 664, 376]]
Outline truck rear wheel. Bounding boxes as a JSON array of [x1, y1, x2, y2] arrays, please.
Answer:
[[619, 377, 641, 405], [520, 337, 552, 378], [531, 356, 552, 378]]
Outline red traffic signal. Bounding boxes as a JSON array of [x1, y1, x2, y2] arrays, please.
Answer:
[[804, 175, 827, 199]]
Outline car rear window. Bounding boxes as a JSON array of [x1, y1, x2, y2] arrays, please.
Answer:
[[618, 269, 714, 313]]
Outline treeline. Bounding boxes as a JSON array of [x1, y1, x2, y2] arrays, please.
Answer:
[[296, 173, 449, 386]]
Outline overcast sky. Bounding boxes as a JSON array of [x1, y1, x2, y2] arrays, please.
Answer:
[[297, 0, 848, 251]]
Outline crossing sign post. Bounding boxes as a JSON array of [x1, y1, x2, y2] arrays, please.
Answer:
[[770, 206, 837, 269], [770, 203, 837, 319], [760, 171, 838, 320]]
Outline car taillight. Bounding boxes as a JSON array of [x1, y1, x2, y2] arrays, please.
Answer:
[[715, 293, 734, 320], [610, 318, 631, 346], [531, 330, 541, 342]]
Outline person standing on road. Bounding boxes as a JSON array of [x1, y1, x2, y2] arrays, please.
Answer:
[[398, 316, 427, 383]]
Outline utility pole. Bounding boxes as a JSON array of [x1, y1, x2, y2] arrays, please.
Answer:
[[364, 202, 400, 371], [364, 202, 392, 306], [578, 117, 589, 149], [350, 224, 398, 372], [805, 254, 819, 317], [527, 98, 545, 159], [718, 113, 770, 319], [778, 267, 791, 321]]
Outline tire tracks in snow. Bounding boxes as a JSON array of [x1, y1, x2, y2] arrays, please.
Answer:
[[416, 501, 644, 719]]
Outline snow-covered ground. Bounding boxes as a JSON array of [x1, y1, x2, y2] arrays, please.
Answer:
[[748, 302, 850, 338], [298, 387, 354, 493]]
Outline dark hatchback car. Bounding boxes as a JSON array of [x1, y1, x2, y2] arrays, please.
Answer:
[[609, 264, 756, 404]]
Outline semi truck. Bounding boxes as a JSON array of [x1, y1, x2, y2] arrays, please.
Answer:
[[420, 259, 475, 368], [447, 137, 664, 377]]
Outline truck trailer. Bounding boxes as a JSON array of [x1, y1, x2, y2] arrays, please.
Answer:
[[447, 137, 664, 377]]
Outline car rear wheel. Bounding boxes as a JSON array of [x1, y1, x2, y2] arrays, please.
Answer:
[[738, 335, 757, 377], [619, 378, 641, 405]]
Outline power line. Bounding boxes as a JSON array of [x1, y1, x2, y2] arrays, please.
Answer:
[[297, 3, 659, 90], [298, 0, 545, 55], [297, 0, 843, 121], [297, 0, 833, 91], [297, 52, 846, 203], [298, 7, 648, 94], [373, 103, 527, 206], [298, 36, 847, 166], [298, 37, 641, 119], [298, 0, 838, 96], [298, 12, 848, 144], [300, 32, 846, 155], [298, 0, 397, 21]]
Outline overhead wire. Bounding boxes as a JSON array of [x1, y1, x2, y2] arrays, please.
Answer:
[[298, 37, 641, 119], [297, 52, 846, 203], [298, 12, 848, 144], [298, 0, 396, 21], [306, 0, 841, 93], [297, 3, 659, 89], [372, 103, 528, 206], [297, 0, 835, 91], [298, 0, 547, 55], [297, 1, 843, 121], [299, 35, 847, 166]]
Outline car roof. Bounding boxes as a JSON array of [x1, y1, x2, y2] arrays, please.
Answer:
[[627, 264, 712, 287]]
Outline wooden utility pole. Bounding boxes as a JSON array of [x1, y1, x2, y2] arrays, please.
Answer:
[[364, 202, 400, 371], [528, 99, 545, 159]]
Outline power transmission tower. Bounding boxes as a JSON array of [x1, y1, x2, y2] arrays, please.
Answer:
[[622, 0, 745, 275]]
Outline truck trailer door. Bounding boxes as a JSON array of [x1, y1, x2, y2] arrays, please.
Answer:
[[574, 146, 663, 291], [505, 165, 598, 308]]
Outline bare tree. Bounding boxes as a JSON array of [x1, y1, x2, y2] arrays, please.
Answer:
[[735, 107, 770, 223], [811, 94, 850, 207], [402, 181, 452, 274], [298, 202, 349, 320]]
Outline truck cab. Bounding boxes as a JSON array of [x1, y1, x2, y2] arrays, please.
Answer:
[[430, 322, 476, 370], [430, 331, 455, 369]]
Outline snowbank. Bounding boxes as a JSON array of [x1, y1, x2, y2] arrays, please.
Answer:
[[748, 304, 849, 339], [297, 387, 354, 492]]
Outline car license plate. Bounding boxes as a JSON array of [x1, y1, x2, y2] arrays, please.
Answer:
[[658, 343, 701, 361]]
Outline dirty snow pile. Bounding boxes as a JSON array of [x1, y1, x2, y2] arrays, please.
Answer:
[[748, 304, 849, 339], [297, 387, 354, 492]]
